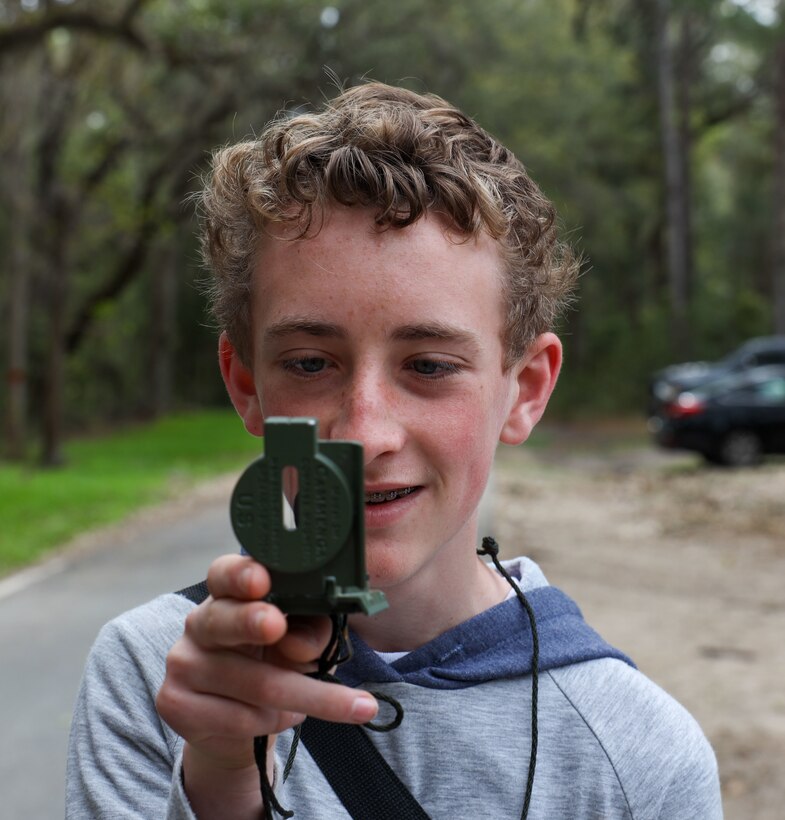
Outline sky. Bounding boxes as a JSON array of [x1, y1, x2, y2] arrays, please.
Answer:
[[730, 0, 779, 26]]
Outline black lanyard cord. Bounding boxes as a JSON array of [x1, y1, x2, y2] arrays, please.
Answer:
[[478, 536, 539, 820], [258, 613, 404, 818]]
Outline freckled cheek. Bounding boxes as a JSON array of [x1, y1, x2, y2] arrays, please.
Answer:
[[434, 409, 496, 499], [432, 404, 488, 454], [259, 384, 337, 422]]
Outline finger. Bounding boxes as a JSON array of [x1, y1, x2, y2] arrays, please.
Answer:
[[172, 646, 378, 725], [185, 597, 288, 651], [273, 616, 334, 664], [157, 683, 305, 749], [206, 554, 271, 601]]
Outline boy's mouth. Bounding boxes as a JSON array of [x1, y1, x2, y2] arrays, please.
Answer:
[[365, 486, 418, 504]]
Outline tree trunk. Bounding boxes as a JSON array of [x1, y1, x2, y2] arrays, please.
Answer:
[[147, 239, 178, 418], [773, 5, 785, 334], [675, 10, 695, 306], [655, 0, 692, 355], [5, 224, 32, 461], [36, 60, 74, 467], [2, 55, 39, 461], [40, 237, 69, 467]]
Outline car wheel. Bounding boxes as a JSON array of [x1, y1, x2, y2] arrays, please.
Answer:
[[717, 430, 763, 467]]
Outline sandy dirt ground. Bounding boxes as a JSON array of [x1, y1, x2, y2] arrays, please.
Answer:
[[493, 422, 785, 820]]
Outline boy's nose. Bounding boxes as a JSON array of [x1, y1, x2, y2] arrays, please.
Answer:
[[325, 376, 406, 464]]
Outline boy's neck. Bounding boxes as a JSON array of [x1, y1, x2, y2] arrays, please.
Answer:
[[349, 554, 509, 652]]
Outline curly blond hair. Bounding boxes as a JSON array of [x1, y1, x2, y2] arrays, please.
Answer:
[[199, 82, 578, 367]]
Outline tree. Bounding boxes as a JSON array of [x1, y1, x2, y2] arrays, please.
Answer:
[[655, 0, 692, 354], [1, 51, 39, 460], [773, 0, 785, 333]]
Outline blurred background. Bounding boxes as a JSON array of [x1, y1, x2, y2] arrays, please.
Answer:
[[3, 0, 785, 462], [1, 1, 784, 818]]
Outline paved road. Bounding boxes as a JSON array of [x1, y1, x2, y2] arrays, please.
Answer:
[[0, 488, 236, 819]]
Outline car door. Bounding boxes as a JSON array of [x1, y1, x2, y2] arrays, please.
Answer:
[[713, 374, 785, 452], [752, 376, 785, 451]]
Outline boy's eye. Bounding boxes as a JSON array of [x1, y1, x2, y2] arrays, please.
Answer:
[[283, 357, 328, 374], [407, 359, 461, 378]]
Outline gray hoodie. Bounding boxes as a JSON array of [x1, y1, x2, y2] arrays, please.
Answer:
[[66, 557, 722, 819]]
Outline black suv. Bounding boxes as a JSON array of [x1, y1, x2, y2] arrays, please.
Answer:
[[649, 364, 785, 465], [649, 336, 785, 416]]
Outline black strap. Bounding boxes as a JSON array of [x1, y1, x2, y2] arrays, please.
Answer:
[[176, 580, 210, 604], [300, 718, 431, 820]]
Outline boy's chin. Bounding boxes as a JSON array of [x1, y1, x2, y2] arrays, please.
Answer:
[[363, 541, 441, 597], [364, 546, 413, 592]]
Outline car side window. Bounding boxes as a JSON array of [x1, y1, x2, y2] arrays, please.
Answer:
[[756, 351, 785, 366]]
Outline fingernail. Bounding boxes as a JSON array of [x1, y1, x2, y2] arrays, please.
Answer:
[[351, 695, 378, 722], [252, 610, 266, 632]]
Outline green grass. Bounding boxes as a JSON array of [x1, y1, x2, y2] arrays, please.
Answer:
[[0, 410, 262, 575]]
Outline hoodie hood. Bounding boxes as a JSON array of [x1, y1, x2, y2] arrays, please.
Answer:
[[338, 558, 634, 691]]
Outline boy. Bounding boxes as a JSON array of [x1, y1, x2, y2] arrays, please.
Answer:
[[66, 82, 722, 819]]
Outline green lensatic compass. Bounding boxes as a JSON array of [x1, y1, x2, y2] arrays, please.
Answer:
[[230, 417, 388, 616]]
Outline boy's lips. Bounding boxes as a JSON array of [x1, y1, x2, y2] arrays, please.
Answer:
[[364, 485, 421, 504], [363, 484, 422, 529]]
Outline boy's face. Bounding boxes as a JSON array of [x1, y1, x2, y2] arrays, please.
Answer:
[[221, 206, 560, 595]]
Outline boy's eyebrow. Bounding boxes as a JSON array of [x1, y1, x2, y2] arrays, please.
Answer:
[[392, 323, 482, 352], [263, 319, 345, 342], [264, 318, 482, 352]]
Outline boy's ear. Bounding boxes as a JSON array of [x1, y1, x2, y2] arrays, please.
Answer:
[[218, 331, 264, 437], [500, 333, 563, 446]]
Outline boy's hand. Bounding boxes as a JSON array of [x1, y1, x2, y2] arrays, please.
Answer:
[[156, 554, 378, 818]]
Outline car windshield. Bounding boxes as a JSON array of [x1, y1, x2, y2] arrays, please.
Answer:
[[719, 338, 785, 369]]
